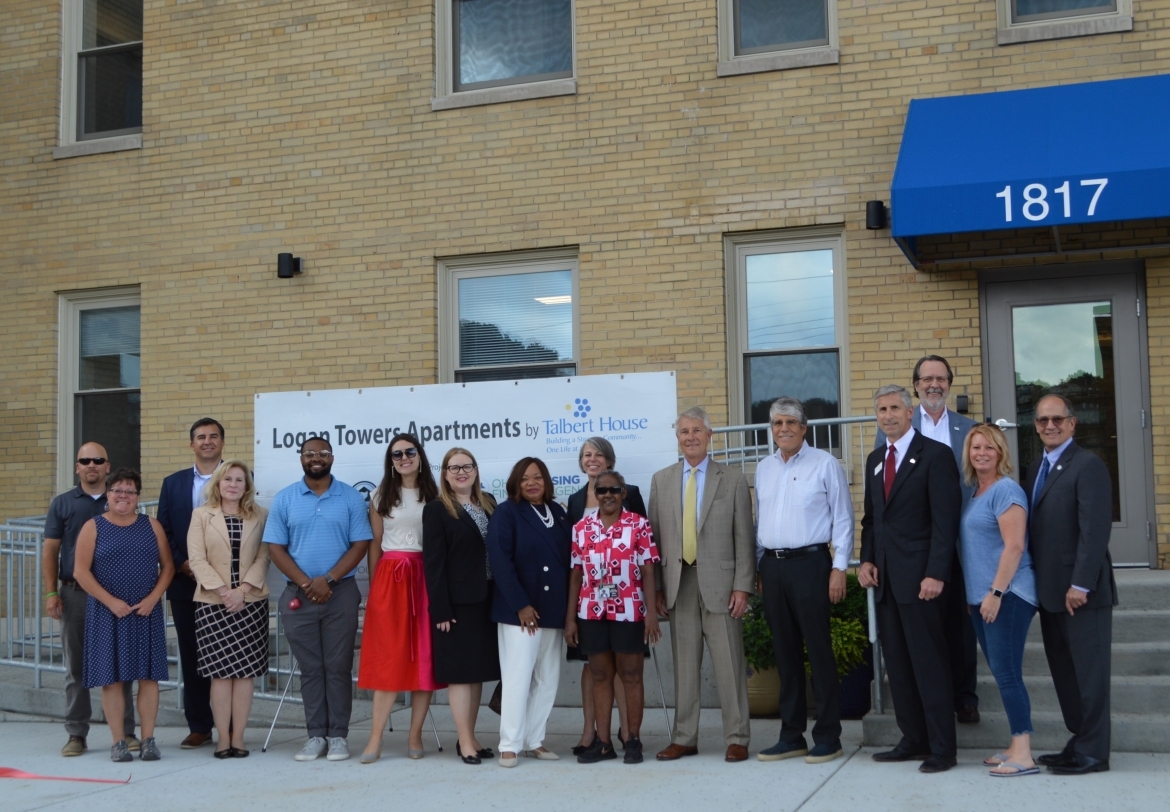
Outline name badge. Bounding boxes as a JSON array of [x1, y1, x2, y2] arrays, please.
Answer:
[[598, 583, 620, 600], [874, 462, 883, 476]]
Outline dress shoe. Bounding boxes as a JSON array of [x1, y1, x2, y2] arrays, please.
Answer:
[[919, 755, 958, 773], [725, 744, 749, 762], [214, 747, 233, 760], [1048, 754, 1109, 775], [872, 745, 930, 762], [456, 742, 481, 765], [1037, 749, 1077, 767], [180, 732, 212, 750], [956, 705, 980, 724], [656, 743, 698, 761], [230, 747, 250, 758], [61, 736, 87, 757]]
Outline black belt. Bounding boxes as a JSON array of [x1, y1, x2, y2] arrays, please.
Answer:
[[762, 543, 829, 560], [60, 579, 79, 588]]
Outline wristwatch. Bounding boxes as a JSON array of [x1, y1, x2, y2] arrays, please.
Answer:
[[325, 574, 338, 587], [989, 587, 1004, 598]]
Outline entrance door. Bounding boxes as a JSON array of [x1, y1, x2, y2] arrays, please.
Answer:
[[983, 264, 1154, 566]]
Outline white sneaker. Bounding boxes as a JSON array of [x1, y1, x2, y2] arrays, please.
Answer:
[[326, 737, 350, 761], [295, 737, 328, 761]]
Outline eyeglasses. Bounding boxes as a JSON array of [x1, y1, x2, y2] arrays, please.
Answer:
[[110, 489, 138, 497], [391, 448, 418, 460], [77, 457, 107, 466], [445, 463, 477, 474], [594, 486, 624, 496], [916, 376, 949, 385], [301, 450, 334, 459], [1034, 415, 1070, 427]]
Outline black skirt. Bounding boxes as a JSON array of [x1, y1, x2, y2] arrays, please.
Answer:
[[431, 591, 501, 685]]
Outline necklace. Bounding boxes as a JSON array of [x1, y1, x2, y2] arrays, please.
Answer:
[[531, 502, 555, 528]]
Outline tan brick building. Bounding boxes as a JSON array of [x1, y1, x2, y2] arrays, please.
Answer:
[[3, 0, 1166, 568]]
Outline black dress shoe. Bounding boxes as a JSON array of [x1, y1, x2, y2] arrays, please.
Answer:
[[455, 742, 481, 765], [1037, 749, 1076, 767], [873, 746, 931, 762], [919, 755, 958, 773], [956, 705, 980, 724], [476, 747, 494, 759], [230, 747, 250, 758], [214, 748, 233, 760], [1048, 754, 1109, 775]]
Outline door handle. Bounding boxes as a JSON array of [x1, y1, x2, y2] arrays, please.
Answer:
[[993, 418, 1018, 429]]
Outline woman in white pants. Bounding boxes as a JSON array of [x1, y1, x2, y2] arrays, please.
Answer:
[[486, 457, 572, 767]]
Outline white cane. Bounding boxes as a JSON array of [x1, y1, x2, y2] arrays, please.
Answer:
[[262, 656, 298, 753], [650, 646, 671, 733]]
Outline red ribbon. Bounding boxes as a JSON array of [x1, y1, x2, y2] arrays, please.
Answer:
[[0, 766, 130, 784]]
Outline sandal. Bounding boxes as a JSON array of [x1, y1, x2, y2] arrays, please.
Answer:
[[982, 752, 1010, 767], [989, 761, 1040, 777]]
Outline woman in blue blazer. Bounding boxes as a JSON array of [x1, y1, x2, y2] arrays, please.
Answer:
[[486, 457, 571, 768]]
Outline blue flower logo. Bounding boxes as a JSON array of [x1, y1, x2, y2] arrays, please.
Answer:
[[572, 398, 591, 418]]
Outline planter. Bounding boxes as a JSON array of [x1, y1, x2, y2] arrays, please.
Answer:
[[746, 666, 781, 717], [839, 649, 874, 719]]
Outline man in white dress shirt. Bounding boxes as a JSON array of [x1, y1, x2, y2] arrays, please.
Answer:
[[755, 397, 854, 765]]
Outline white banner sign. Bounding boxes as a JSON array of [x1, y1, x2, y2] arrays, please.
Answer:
[[253, 372, 679, 592]]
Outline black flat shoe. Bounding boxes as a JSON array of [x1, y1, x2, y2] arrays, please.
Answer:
[[214, 748, 232, 759], [230, 747, 250, 758], [456, 742, 481, 765]]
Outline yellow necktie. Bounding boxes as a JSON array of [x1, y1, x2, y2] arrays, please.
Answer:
[[683, 466, 698, 564]]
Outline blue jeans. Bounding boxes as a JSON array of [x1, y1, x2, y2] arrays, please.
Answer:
[[970, 592, 1036, 736]]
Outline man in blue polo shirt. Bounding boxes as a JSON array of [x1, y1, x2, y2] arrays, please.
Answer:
[[264, 436, 372, 762]]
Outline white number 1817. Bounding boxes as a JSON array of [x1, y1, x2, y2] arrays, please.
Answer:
[[995, 178, 1108, 223]]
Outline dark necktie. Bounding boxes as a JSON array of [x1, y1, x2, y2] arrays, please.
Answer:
[[1032, 456, 1051, 505], [883, 444, 897, 500]]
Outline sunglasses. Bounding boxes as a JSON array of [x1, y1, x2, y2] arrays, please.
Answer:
[[1034, 416, 1069, 427], [77, 457, 107, 466], [594, 486, 624, 496], [391, 448, 419, 460]]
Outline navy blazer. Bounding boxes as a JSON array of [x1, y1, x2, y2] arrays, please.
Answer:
[[158, 467, 197, 601], [486, 498, 572, 629], [566, 482, 646, 525]]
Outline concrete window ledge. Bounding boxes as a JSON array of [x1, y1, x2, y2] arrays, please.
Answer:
[[432, 78, 576, 111], [53, 133, 142, 160], [998, 15, 1132, 45], [717, 48, 839, 78]]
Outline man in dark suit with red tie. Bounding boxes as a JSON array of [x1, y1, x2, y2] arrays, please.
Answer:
[[859, 384, 962, 773]]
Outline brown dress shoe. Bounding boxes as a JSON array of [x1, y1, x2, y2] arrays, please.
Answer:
[[725, 744, 749, 762], [180, 732, 212, 749], [656, 743, 699, 761]]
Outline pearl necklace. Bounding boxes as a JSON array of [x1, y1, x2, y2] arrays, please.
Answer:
[[531, 502, 555, 528]]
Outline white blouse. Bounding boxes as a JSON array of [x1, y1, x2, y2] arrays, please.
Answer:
[[377, 488, 426, 553]]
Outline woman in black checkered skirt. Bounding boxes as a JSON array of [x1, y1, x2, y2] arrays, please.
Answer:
[[188, 460, 271, 758]]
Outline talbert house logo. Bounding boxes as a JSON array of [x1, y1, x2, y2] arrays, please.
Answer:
[[542, 396, 651, 440]]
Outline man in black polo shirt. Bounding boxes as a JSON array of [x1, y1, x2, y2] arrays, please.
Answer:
[[42, 442, 136, 757]]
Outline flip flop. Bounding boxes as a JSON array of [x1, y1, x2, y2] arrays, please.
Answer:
[[982, 752, 1010, 766], [989, 761, 1040, 777]]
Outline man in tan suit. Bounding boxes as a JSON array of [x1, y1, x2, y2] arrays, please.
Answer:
[[650, 406, 755, 762]]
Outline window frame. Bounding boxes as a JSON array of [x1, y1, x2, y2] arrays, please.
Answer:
[[724, 227, 849, 433], [57, 287, 141, 492], [716, 0, 839, 77], [432, 0, 577, 111], [55, 0, 144, 159], [995, 0, 1132, 45], [438, 249, 580, 382]]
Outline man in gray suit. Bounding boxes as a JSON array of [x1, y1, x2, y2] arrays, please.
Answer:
[[1023, 394, 1115, 775], [876, 355, 980, 724], [649, 406, 755, 763]]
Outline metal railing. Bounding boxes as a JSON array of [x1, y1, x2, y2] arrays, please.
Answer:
[[4, 415, 886, 715]]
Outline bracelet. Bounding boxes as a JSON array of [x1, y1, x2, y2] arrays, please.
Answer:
[[45, 591, 59, 599]]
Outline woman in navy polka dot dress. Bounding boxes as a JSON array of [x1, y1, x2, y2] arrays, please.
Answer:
[[73, 469, 175, 763]]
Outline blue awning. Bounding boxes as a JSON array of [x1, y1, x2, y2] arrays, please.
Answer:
[[891, 75, 1170, 247]]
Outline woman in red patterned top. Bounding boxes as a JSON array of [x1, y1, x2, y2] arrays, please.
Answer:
[[564, 471, 661, 765]]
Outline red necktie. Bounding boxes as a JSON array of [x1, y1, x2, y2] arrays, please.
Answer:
[[883, 444, 897, 500]]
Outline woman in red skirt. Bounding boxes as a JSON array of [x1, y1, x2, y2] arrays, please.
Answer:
[[358, 433, 444, 763]]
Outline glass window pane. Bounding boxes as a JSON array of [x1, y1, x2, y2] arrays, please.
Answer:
[[1012, 302, 1120, 521], [80, 46, 142, 136], [735, 0, 829, 55], [745, 248, 835, 351], [746, 350, 840, 452], [458, 270, 573, 369], [82, 0, 143, 49], [80, 306, 140, 390], [1013, 0, 1115, 22], [75, 391, 140, 474], [454, 0, 573, 91], [457, 364, 576, 383]]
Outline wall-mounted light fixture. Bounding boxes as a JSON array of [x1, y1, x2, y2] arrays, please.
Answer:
[[865, 200, 888, 230], [277, 253, 303, 278]]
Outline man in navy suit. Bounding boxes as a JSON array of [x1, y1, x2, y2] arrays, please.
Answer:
[[157, 417, 224, 749], [861, 384, 962, 773], [875, 356, 980, 724]]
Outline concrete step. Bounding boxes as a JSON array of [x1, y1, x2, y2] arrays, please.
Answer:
[[862, 710, 1170, 753], [1114, 569, 1170, 611], [972, 675, 1170, 715], [1006, 610, 1170, 644], [972, 641, 1170, 676]]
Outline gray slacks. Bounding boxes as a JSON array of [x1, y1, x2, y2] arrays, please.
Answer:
[[60, 581, 134, 738], [667, 566, 750, 747], [278, 578, 360, 738]]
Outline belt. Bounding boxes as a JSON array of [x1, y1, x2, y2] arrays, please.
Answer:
[[761, 543, 829, 560], [60, 579, 79, 588]]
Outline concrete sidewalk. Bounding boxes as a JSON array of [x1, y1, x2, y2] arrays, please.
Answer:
[[2, 709, 1167, 812]]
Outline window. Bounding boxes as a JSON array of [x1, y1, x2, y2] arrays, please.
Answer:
[[439, 251, 578, 382], [996, 0, 1132, 44], [433, 0, 576, 110], [725, 230, 847, 451], [56, 0, 143, 158], [717, 0, 838, 77], [58, 289, 141, 490]]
